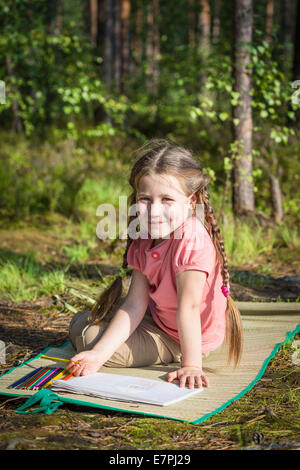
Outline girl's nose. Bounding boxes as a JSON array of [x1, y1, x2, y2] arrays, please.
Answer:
[[149, 203, 162, 217]]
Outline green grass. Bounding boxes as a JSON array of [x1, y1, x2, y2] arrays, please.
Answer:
[[0, 251, 71, 303], [0, 211, 299, 304], [222, 214, 299, 267], [0, 162, 299, 305], [63, 244, 91, 264]]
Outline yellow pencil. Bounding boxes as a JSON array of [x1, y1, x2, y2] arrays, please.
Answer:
[[41, 369, 67, 389], [40, 355, 81, 365]]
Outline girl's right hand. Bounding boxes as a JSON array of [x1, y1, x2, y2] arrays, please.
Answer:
[[65, 350, 104, 377]]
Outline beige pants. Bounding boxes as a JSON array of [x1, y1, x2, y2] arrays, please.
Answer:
[[68, 297, 182, 368], [69, 297, 210, 368]]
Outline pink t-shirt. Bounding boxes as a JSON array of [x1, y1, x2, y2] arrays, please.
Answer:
[[126, 215, 227, 353]]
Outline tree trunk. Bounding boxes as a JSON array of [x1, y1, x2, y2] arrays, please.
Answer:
[[97, 0, 106, 50], [145, 0, 160, 96], [53, 0, 63, 35], [188, 0, 196, 48], [232, 0, 255, 215], [120, 0, 131, 94], [134, 0, 143, 69], [212, 0, 221, 44], [265, 0, 274, 44], [104, 0, 114, 93], [197, 0, 211, 90], [114, 0, 121, 92], [6, 57, 23, 133], [152, 0, 160, 95], [130, 0, 143, 83], [44, 1, 61, 127], [90, 0, 98, 47], [197, 0, 210, 57], [292, 0, 300, 80], [270, 175, 283, 223], [281, 0, 293, 75], [146, 0, 154, 94]]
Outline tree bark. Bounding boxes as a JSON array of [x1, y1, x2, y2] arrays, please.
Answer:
[[292, 0, 300, 80], [281, 0, 293, 74], [6, 57, 23, 133], [90, 0, 98, 47], [270, 175, 283, 223], [114, 0, 121, 92], [152, 0, 160, 94], [188, 0, 196, 48], [232, 0, 255, 215], [146, 0, 154, 94], [97, 0, 106, 50], [212, 0, 221, 44], [265, 0, 274, 44], [197, 0, 210, 56], [44, 1, 61, 127], [104, 0, 114, 93], [134, 0, 143, 69], [120, 0, 131, 94], [145, 0, 160, 96], [197, 0, 211, 90]]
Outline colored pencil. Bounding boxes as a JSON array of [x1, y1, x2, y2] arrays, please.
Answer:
[[30, 369, 52, 390], [39, 368, 64, 388], [10, 360, 77, 391], [62, 372, 74, 381], [27, 367, 52, 390], [25, 367, 52, 390], [41, 369, 66, 389], [32, 368, 62, 390], [8, 367, 42, 389], [41, 355, 81, 365], [15, 367, 44, 389]]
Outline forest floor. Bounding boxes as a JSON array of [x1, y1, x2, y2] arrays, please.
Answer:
[[0, 220, 299, 451]]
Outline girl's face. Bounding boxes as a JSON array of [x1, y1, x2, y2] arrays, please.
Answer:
[[136, 174, 196, 240]]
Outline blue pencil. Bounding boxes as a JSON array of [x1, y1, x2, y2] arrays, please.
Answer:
[[8, 367, 43, 389], [16, 367, 45, 389]]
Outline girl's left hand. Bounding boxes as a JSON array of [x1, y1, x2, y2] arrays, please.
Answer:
[[167, 366, 209, 389]]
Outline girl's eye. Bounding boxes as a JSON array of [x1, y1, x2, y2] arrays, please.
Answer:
[[138, 197, 173, 202]]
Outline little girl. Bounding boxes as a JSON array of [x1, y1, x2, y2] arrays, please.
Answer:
[[66, 139, 243, 389]]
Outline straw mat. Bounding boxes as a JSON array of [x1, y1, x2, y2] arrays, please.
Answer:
[[0, 304, 299, 423]]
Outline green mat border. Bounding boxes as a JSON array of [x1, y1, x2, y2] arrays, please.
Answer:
[[0, 324, 299, 424], [192, 323, 300, 424]]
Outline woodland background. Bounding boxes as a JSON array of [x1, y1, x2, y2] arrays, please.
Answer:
[[0, 0, 299, 227], [0, 0, 299, 451]]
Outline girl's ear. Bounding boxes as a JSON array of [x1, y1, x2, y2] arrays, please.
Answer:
[[189, 193, 198, 211]]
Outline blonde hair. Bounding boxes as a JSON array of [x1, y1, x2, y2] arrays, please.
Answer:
[[89, 138, 243, 368]]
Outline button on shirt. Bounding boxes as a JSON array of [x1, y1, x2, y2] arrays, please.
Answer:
[[151, 251, 160, 260], [126, 215, 227, 354]]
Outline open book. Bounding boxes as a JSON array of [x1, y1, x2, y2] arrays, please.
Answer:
[[50, 372, 203, 406]]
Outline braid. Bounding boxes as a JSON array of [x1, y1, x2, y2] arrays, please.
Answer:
[[201, 187, 243, 368], [201, 189, 230, 288]]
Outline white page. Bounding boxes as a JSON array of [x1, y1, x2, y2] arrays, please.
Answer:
[[51, 372, 203, 406]]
